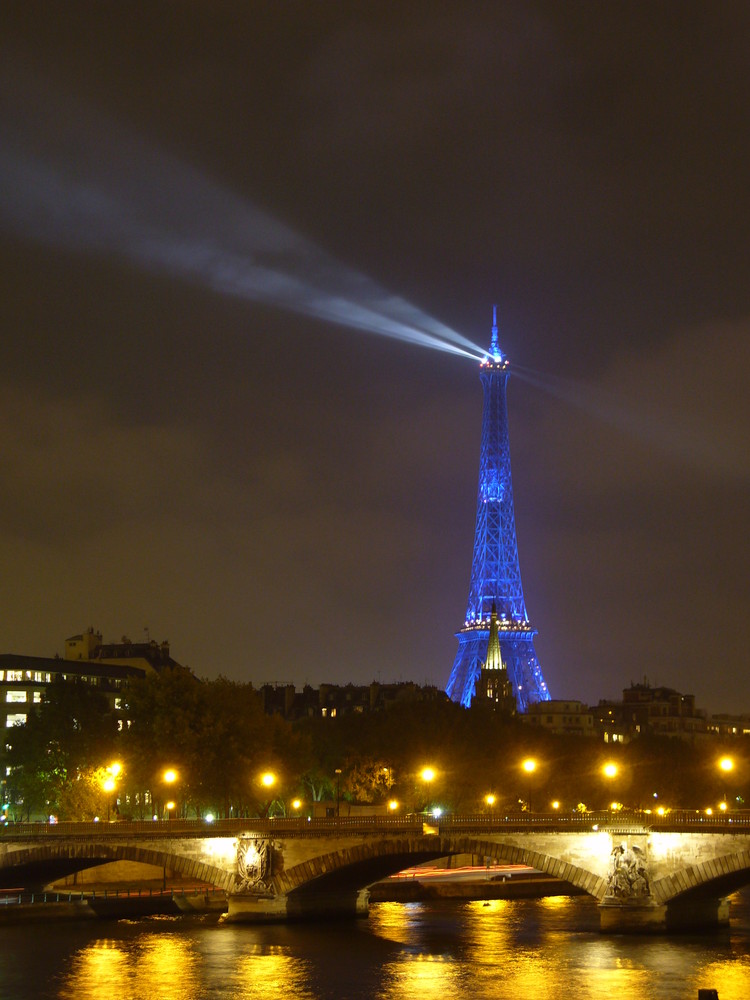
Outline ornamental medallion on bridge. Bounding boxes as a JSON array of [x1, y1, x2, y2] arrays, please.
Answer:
[[235, 838, 275, 895], [605, 842, 651, 899]]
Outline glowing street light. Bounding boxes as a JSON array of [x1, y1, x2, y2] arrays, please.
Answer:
[[163, 768, 178, 785], [291, 798, 302, 812], [101, 761, 122, 822], [260, 772, 276, 789], [421, 767, 436, 783], [485, 793, 496, 810], [388, 799, 399, 812], [718, 756, 735, 810], [521, 758, 537, 812], [602, 762, 618, 779]]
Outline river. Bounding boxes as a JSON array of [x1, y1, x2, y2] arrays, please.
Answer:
[[2, 892, 749, 999]]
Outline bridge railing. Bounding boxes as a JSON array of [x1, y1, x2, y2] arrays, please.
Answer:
[[3, 810, 750, 839]]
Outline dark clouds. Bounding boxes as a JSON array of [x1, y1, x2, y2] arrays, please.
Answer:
[[0, 2, 748, 712]]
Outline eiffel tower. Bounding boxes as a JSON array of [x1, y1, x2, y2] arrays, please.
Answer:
[[446, 308, 550, 711]]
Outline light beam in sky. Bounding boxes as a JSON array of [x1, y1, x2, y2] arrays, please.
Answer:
[[514, 365, 748, 481], [0, 64, 485, 362]]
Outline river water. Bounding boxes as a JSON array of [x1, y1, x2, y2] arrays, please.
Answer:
[[2, 892, 749, 1000]]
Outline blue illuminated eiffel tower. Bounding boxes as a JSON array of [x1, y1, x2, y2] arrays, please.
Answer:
[[446, 308, 550, 711]]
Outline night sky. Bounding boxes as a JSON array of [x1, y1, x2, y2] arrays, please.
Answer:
[[1, 3, 748, 713]]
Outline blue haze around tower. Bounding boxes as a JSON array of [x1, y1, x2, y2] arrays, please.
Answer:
[[446, 310, 551, 711]]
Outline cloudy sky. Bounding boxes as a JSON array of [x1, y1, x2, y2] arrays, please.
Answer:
[[1, 2, 748, 712]]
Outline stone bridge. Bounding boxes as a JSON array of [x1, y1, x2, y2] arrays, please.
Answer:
[[3, 812, 750, 932]]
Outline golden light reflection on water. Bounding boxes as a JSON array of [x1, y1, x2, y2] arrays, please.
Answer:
[[379, 953, 461, 1000], [231, 949, 314, 1000], [58, 932, 199, 1000]]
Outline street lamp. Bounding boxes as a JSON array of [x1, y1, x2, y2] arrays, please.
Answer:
[[101, 761, 122, 822], [485, 793, 496, 814], [602, 762, 618, 779], [162, 768, 178, 819], [521, 758, 537, 812], [718, 756, 734, 809], [419, 766, 436, 814], [335, 768, 342, 819]]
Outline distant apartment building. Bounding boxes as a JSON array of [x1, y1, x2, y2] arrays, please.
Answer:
[[593, 683, 709, 742], [259, 681, 449, 720], [1, 628, 179, 730], [522, 699, 595, 736]]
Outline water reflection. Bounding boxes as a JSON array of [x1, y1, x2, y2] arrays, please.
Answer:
[[231, 948, 314, 1000], [58, 931, 200, 1000], [7, 892, 750, 1000]]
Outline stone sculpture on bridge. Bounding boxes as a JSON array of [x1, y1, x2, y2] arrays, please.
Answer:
[[605, 842, 650, 899], [236, 837, 274, 895]]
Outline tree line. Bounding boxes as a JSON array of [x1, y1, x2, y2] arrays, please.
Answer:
[[2, 668, 747, 821]]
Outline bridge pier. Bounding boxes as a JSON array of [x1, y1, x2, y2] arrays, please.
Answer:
[[599, 896, 730, 934], [226, 888, 370, 924]]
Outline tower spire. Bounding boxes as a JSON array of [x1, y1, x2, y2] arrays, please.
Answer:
[[489, 305, 500, 358], [446, 308, 550, 711]]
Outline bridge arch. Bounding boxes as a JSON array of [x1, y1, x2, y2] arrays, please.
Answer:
[[274, 835, 606, 900], [652, 848, 750, 905], [0, 842, 233, 891]]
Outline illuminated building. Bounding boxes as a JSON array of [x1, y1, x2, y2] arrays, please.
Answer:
[[446, 309, 550, 710], [0, 628, 179, 729], [473, 603, 516, 715], [523, 699, 595, 736]]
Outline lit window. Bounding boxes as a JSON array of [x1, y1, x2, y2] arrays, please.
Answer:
[[6, 691, 27, 703], [6, 671, 22, 682], [33, 692, 41, 703], [6, 714, 27, 727], [114, 697, 122, 710]]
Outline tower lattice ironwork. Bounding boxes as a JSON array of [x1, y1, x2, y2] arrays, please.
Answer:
[[446, 308, 550, 711]]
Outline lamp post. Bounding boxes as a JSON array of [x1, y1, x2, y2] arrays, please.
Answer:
[[420, 766, 436, 814], [602, 761, 619, 811], [719, 756, 734, 811], [101, 761, 122, 822], [335, 768, 342, 819], [260, 771, 277, 817], [521, 758, 537, 812]]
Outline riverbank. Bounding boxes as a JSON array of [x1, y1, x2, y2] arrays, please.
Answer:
[[0, 886, 227, 924]]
